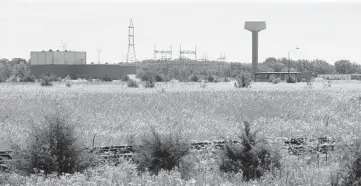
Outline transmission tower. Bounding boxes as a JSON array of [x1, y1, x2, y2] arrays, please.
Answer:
[[60, 40, 68, 51], [97, 48, 101, 64], [179, 45, 197, 61], [217, 52, 226, 62], [126, 19, 137, 63], [216, 52, 226, 76], [200, 53, 208, 76], [154, 45, 172, 61]]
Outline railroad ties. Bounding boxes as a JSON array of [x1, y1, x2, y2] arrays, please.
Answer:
[[0, 137, 336, 167], [0, 151, 12, 171], [284, 136, 335, 161]]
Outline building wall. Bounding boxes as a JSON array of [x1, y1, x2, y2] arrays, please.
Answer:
[[30, 64, 136, 79], [30, 51, 86, 65]]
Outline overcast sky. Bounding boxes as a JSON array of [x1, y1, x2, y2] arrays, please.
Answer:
[[1, 0, 361, 64]]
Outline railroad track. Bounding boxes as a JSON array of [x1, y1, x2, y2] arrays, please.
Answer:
[[0, 137, 336, 168]]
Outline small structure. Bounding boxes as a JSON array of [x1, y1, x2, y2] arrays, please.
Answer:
[[255, 72, 312, 82]]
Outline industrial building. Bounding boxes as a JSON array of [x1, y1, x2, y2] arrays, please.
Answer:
[[29, 50, 136, 79], [30, 50, 86, 65]]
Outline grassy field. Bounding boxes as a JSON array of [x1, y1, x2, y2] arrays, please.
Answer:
[[1, 80, 361, 185]]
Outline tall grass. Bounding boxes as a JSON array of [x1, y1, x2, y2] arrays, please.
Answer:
[[1, 82, 361, 185]]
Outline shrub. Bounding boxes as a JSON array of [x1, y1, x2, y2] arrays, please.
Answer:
[[154, 74, 163, 82], [207, 75, 215, 82], [272, 78, 281, 84], [322, 80, 332, 88], [200, 80, 207, 88], [65, 81, 71, 87], [219, 121, 281, 181], [224, 77, 230, 82], [234, 71, 252, 88], [305, 78, 314, 89], [20, 74, 35, 82], [286, 75, 296, 83], [6, 111, 97, 176], [101, 75, 112, 82], [144, 78, 155, 88], [40, 76, 53, 86], [190, 74, 199, 82], [127, 79, 139, 88], [42, 72, 59, 82], [331, 140, 361, 186], [268, 74, 277, 83], [63, 75, 71, 82], [132, 127, 192, 179], [121, 75, 130, 82], [6, 75, 18, 82], [141, 74, 151, 82]]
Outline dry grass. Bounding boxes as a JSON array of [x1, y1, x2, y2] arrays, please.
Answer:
[[1, 80, 361, 185]]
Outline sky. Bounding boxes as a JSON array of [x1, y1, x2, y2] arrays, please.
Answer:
[[1, 0, 361, 64]]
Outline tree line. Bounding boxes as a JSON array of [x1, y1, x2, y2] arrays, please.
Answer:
[[0, 57, 360, 82]]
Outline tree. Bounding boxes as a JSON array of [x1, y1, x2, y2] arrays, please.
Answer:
[[295, 59, 312, 72], [311, 59, 334, 74], [0, 58, 11, 82], [262, 57, 286, 72], [335, 60, 352, 74], [281, 67, 297, 72], [258, 64, 273, 72]]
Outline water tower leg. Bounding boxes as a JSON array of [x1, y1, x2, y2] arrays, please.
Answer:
[[252, 31, 258, 81]]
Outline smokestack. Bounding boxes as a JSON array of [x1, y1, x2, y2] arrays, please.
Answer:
[[245, 21, 266, 81]]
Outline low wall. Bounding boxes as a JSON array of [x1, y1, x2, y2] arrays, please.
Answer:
[[30, 64, 137, 79]]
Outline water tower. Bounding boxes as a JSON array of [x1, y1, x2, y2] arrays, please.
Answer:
[[245, 21, 266, 81]]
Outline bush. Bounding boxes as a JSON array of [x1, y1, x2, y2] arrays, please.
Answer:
[[101, 75, 112, 82], [272, 78, 281, 84], [20, 74, 35, 82], [154, 74, 163, 82], [42, 72, 60, 82], [207, 75, 215, 82], [141, 74, 151, 82], [190, 74, 199, 82], [331, 140, 361, 186], [305, 78, 314, 88], [234, 71, 252, 88], [268, 74, 277, 83], [144, 78, 155, 88], [6, 75, 18, 82], [63, 75, 71, 82], [40, 76, 53, 86], [286, 75, 296, 83], [219, 121, 281, 181], [65, 81, 71, 87], [132, 127, 192, 179], [127, 79, 139, 88], [6, 111, 97, 176], [121, 75, 130, 82], [224, 77, 230, 82]]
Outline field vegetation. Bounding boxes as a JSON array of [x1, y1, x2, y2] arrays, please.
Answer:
[[1, 79, 361, 185]]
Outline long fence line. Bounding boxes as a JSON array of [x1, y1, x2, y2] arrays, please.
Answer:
[[0, 137, 336, 169]]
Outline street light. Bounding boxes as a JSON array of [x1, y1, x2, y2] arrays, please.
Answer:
[[288, 47, 300, 74]]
